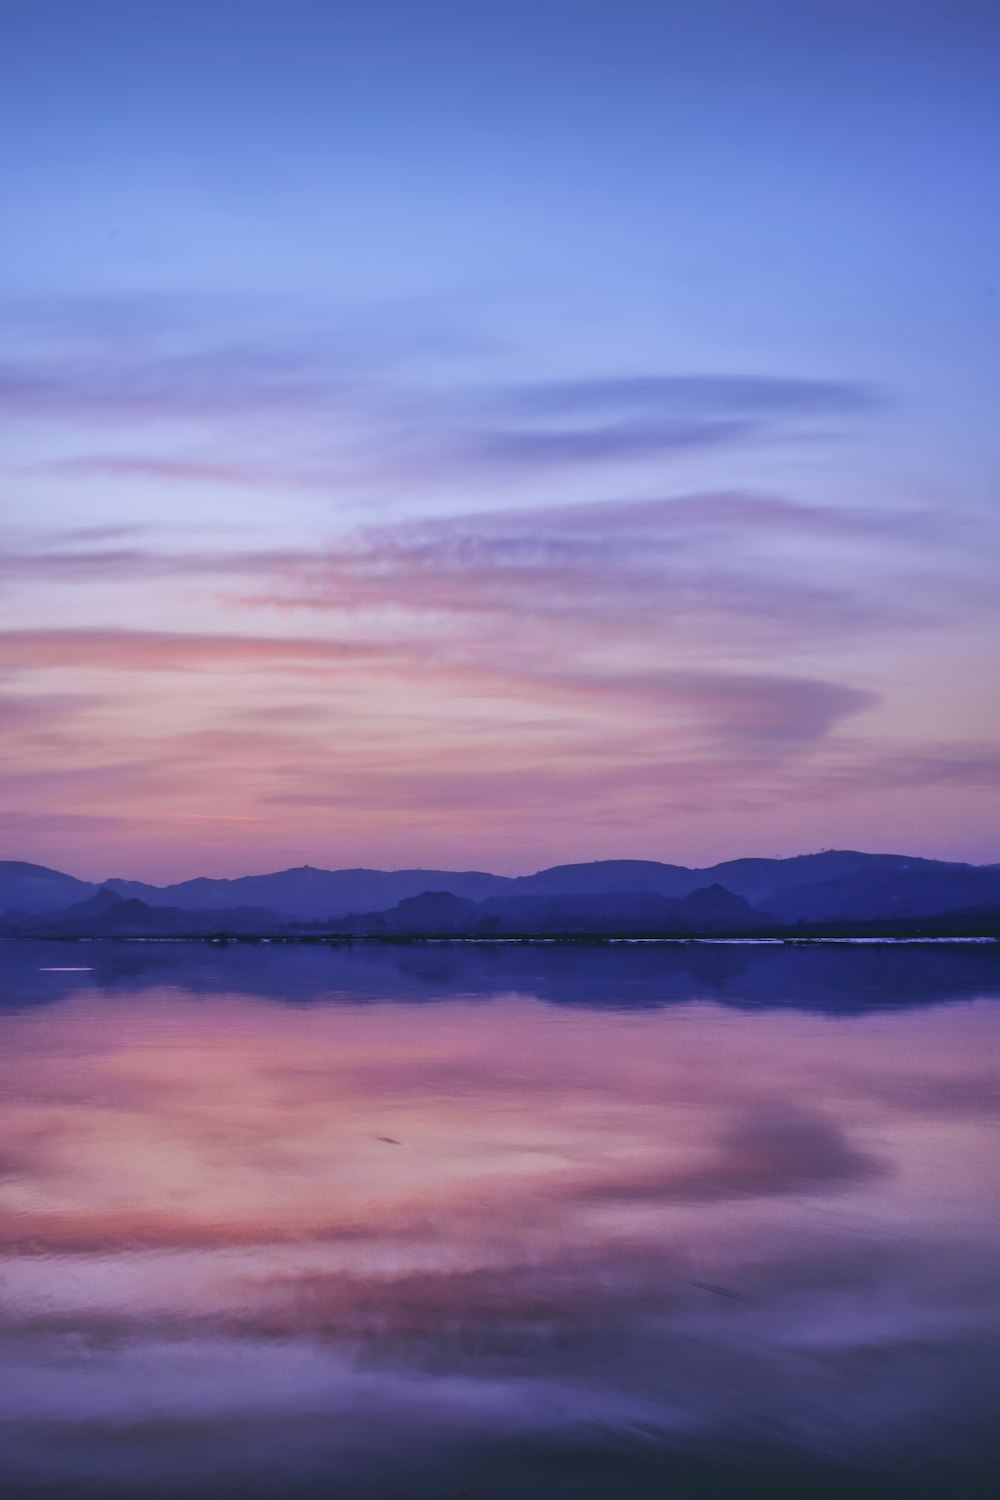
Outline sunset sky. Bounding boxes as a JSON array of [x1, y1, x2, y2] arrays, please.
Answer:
[[2, 0, 998, 881]]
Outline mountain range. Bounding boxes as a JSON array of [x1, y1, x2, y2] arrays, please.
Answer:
[[1, 851, 999, 937]]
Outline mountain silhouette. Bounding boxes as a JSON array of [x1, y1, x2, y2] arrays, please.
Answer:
[[1, 850, 998, 937], [103, 865, 509, 918], [767, 866, 1000, 922], [0, 860, 99, 915], [330, 883, 764, 936], [8, 887, 283, 938]]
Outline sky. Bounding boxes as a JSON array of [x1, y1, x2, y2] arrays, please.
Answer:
[[2, 0, 999, 882]]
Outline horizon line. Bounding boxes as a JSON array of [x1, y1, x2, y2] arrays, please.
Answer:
[[6, 844, 998, 888]]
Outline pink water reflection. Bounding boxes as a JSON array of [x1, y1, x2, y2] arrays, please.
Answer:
[[1, 952, 998, 1497]]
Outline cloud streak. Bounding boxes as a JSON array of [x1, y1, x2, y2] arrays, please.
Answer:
[[465, 375, 880, 469], [489, 375, 882, 420], [0, 626, 874, 749], [1, 490, 932, 617], [228, 491, 927, 646], [2, 297, 994, 870], [3, 299, 881, 489], [0, 627, 384, 672]]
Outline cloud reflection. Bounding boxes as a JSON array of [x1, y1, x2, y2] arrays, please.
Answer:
[[0, 954, 997, 1493]]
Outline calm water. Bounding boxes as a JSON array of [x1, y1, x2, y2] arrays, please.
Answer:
[[1, 940, 998, 1499]]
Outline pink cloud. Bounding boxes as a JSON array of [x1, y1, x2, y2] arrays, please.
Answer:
[[0, 627, 387, 672]]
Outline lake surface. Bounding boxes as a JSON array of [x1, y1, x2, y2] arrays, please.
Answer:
[[1, 940, 998, 1498]]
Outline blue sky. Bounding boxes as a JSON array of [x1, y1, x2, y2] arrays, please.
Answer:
[[2, 0, 998, 877]]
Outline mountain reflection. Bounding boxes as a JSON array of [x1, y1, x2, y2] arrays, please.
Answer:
[[0, 943, 998, 1496], [5, 935, 1000, 1011]]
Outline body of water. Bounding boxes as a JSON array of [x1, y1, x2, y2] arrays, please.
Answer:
[[1, 940, 998, 1497]]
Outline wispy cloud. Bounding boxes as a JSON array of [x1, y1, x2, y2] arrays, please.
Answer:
[[3, 491, 942, 654], [488, 375, 881, 420], [36, 455, 289, 489], [464, 374, 880, 469], [0, 690, 108, 728], [0, 625, 875, 751], [3, 298, 881, 488], [0, 544, 305, 587], [0, 627, 387, 672], [0, 489, 922, 580], [0, 809, 129, 835], [2, 297, 994, 870], [231, 491, 934, 645], [467, 416, 755, 466]]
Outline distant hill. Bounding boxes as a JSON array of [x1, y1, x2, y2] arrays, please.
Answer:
[[5, 887, 284, 938], [505, 851, 975, 906], [96, 849, 992, 920], [103, 865, 509, 919], [509, 860, 695, 898], [1, 849, 997, 937], [704, 851, 976, 905], [329, 883, 763, 936], [0, 860, 97, 914], [767, 866, 1000, 923]]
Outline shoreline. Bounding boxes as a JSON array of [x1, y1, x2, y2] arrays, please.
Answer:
[[3, 933, 998, 947]]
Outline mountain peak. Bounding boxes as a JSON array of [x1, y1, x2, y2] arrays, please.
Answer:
[[2, 851, 998, 935]]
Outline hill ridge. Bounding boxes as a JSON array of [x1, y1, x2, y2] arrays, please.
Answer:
[[2, 850, 999, 934]]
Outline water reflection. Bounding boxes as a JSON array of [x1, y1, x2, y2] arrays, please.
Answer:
[[6, 936, 1000, 1011], [1, 941, 998, 1496]]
